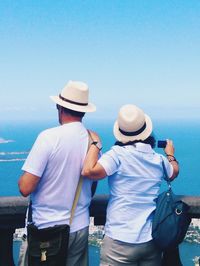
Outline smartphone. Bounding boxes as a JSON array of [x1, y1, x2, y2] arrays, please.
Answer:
[[157, 140, 167, 148]]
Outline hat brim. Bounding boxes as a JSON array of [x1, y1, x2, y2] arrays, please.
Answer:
[[50, 96, 96, 113], [113, 114, 153, 143]]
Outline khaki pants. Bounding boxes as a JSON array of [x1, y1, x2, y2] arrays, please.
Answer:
[[67, 226, 89, 266], [18, 227, 89, 266], [100, 235, 161, 266]]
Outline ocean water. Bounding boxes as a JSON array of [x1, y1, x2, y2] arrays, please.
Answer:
[[1, 119, 200, 196], [1, 118, 200, 265]]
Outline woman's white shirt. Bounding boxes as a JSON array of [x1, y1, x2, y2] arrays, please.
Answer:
[[98, 143, 173, 244]]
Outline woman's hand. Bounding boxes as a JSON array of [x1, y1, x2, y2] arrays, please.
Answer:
[[164, 139, 175, 156]]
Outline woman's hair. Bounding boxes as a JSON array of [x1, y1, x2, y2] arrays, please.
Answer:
[[114, 135, 156, 149]]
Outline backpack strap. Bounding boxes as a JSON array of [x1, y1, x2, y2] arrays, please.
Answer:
[[161, 157, 171, 189], [69, 130, 93, 225], [69, 176, 83, 225]]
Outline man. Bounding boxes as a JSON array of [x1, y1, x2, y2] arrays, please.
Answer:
[[18, 80, 98, 266]]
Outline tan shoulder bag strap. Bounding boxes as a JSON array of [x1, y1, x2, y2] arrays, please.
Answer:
[[69, 130, 93, 225]]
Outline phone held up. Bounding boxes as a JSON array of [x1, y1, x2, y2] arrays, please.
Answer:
[[157, 140, 167, 148]]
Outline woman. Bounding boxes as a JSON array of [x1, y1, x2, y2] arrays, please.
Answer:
[[82, 104, 179, 266]]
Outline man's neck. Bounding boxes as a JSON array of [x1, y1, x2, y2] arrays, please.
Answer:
[[61, 114, 82, 125]]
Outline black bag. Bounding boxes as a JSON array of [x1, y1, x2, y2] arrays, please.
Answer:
[[27, 224, 70, 266], [152, 159, 191, 251]]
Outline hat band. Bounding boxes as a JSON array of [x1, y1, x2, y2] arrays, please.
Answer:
[[119, 122, 146, 136], [59, 94, 88, 106]]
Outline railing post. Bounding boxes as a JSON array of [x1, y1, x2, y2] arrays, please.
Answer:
[[0, 229, 15, 266]]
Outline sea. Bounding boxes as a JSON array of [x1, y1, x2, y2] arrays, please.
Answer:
[[0, 118, 200, 265]]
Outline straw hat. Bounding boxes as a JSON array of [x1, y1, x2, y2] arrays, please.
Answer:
[[113, 104, 153, 143], [50, 80, 96, 113]]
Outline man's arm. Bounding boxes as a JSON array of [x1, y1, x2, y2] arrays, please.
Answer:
[[82, 131, 107, 180], [18, 172, 40, 197]]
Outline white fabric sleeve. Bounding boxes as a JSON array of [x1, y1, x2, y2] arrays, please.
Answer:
[[98, 148, 120, 176], [22, 132, 52, 177], [161, 155, 173, 178]]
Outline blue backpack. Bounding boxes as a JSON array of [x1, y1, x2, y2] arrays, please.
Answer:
[[152, 159, 191, 251]]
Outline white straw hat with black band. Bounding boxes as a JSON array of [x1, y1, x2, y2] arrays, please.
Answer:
[[50, 80, 96, 113], [113, 104, 153, 143]]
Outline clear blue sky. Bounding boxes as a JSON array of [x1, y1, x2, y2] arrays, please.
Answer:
[[0, 0, 200, 121]]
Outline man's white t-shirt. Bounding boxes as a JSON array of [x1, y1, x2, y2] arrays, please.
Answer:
[[22, 122, 92, 232]]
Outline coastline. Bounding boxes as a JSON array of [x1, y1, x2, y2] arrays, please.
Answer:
[[13, 218, 200, 266], [14, 218, 200, 245], [185, 219, 200, 244]]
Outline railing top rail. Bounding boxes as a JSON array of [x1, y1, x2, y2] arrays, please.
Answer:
[[0, 195, 200, 228]]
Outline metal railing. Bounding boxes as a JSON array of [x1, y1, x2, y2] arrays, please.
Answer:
[[0, 195, 200, 266]]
